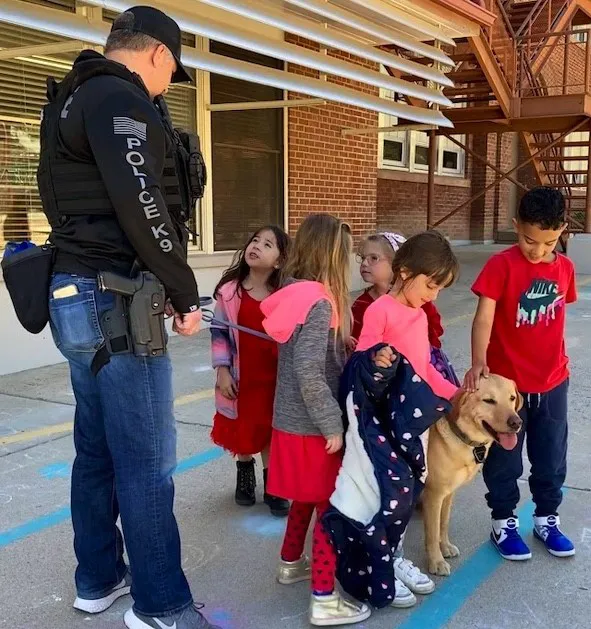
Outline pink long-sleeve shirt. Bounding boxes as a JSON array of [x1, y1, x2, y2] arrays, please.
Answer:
[[356, 295, 458, 400]]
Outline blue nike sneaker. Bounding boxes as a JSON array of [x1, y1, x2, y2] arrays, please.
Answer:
[[491, 517, 532, 560], [533, 515, 575, 557]]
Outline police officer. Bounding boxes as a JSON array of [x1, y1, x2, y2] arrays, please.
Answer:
[[38, 7, 220, 629]]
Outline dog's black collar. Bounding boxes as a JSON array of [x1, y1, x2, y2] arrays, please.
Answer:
[[446, 418, 488, 465]]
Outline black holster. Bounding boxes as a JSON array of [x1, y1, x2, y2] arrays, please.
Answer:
[[92, 270, 167, 375], [100, 294, 132, 356]]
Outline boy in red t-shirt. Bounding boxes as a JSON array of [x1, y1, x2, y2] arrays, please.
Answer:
[[465, 187, 577, 561]]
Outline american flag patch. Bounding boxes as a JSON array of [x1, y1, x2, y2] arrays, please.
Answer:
[[113, 116, 147, 141]]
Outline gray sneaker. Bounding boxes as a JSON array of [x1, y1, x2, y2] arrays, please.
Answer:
[[73, 572, 132, 614], [124, 604, 222, 629]]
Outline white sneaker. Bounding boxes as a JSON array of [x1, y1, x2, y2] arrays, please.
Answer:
[[394, 556, 435, 595], [124, 604, 222, 629], [391, 578, 417, 608], [73, 574, 131, 614]]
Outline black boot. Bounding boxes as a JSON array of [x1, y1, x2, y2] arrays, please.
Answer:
[[235, 459, 256, 506], [263, 468, 290, 517]]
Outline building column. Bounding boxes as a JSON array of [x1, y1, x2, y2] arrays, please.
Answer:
[[586, 130, 591, 233], [427, 129, 437, 229], [470, 132, 513, 243]]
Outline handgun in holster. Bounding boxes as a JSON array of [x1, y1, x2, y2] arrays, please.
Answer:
[[97, 270, 167, 358]]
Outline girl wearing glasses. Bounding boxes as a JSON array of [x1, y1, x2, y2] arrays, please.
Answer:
[[352, 232, 457, 385], [352, 232, 443, 348]]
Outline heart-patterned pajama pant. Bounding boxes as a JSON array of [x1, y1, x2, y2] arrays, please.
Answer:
[[280, 500, 336, 595]]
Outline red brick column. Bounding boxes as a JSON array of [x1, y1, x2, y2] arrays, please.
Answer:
[[285, 35, 378, 242], [470, 133, 512, 241]]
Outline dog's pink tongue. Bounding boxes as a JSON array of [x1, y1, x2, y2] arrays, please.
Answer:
[[498, 432, 518, 450]]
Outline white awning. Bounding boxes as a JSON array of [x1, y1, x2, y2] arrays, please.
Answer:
[[338, 0, 457, 45], [281, 0, 454, 59], [0, 0, 457, 127], [85, 0, 451, 105], [193, 0, 455, 77]]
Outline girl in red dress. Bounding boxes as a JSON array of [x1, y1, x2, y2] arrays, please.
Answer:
[[261, 214, 371, 626], [210, 225, 290, 516]]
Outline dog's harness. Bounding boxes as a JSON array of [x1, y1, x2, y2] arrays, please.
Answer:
[[446, 418, 488, 465]]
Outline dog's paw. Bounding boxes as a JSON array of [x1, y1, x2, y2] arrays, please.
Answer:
[[428, 556, 451, 576], [440, 541, 460, 559]]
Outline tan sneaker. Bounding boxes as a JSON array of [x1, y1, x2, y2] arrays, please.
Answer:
[[277, 555, 311, 584], [309, 592, 371, 626]]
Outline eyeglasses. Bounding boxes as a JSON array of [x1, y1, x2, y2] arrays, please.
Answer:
[[355, 253, 387, 266]]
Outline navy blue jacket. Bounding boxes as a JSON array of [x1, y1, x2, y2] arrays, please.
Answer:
[[324, 344, 452, 608]]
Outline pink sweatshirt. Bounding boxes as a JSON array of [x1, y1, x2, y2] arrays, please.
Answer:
[[356, 295, 458, 400]]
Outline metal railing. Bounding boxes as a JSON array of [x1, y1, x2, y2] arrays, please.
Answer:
[[485, 0, 518, 89], [514, 24, 591, 233], [515, 28, 591, 97], [437, 0, 589, 235], [515, 0, 570, 39]]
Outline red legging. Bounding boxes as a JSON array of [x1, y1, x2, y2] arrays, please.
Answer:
[[280, 500, 336, 595]]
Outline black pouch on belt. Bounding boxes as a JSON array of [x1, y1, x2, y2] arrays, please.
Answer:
[[1, 244, 55, 334]]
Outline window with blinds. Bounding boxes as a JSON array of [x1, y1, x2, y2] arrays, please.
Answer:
[[0, 22, 74, 249], [20, 0, 76, 12], [0, 15, 199, 250], [210, 41, 284, 252]]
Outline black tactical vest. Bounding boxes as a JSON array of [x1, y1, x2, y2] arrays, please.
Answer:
[[37, 56, 205, 230]]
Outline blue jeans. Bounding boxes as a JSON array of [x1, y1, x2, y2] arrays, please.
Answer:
[[49, 273, 192, 617], [483, 378, 569, 520]]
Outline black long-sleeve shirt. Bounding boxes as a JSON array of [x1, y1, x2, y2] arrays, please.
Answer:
[[50, 54, 199, 313]]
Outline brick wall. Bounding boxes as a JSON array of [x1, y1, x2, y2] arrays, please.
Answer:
[[285, 36, 518, 244], [376, 176, 472, 240], [470, 133, 513, 241], [495, 133, 514, 231], [517, 134, 540, 207], [375, 133, 514, 242], [285, 35, 378, 241]]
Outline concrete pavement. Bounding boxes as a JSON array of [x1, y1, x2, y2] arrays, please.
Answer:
[[1, 245, 590, 629]]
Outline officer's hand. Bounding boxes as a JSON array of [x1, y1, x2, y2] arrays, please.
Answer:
[[164, 300, 175, 319], [173, 310, 202, 336]]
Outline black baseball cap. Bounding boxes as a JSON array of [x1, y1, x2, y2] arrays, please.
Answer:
[[110, 5, 192, 83]]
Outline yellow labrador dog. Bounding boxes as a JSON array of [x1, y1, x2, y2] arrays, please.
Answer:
[[422, 375, 523, 576]]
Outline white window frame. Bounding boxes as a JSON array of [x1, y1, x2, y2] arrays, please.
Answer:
[[378, 117, 466, 177], [377, 73, 465, 177], [571, 24, 588, 44], [410, 129, 430, 172], [438, 135, 465, 176], [379, 129, 408, 168], [562, 129, 589, 191]]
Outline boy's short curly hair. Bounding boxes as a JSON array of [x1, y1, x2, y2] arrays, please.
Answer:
[[518, 187, 566, 230]]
